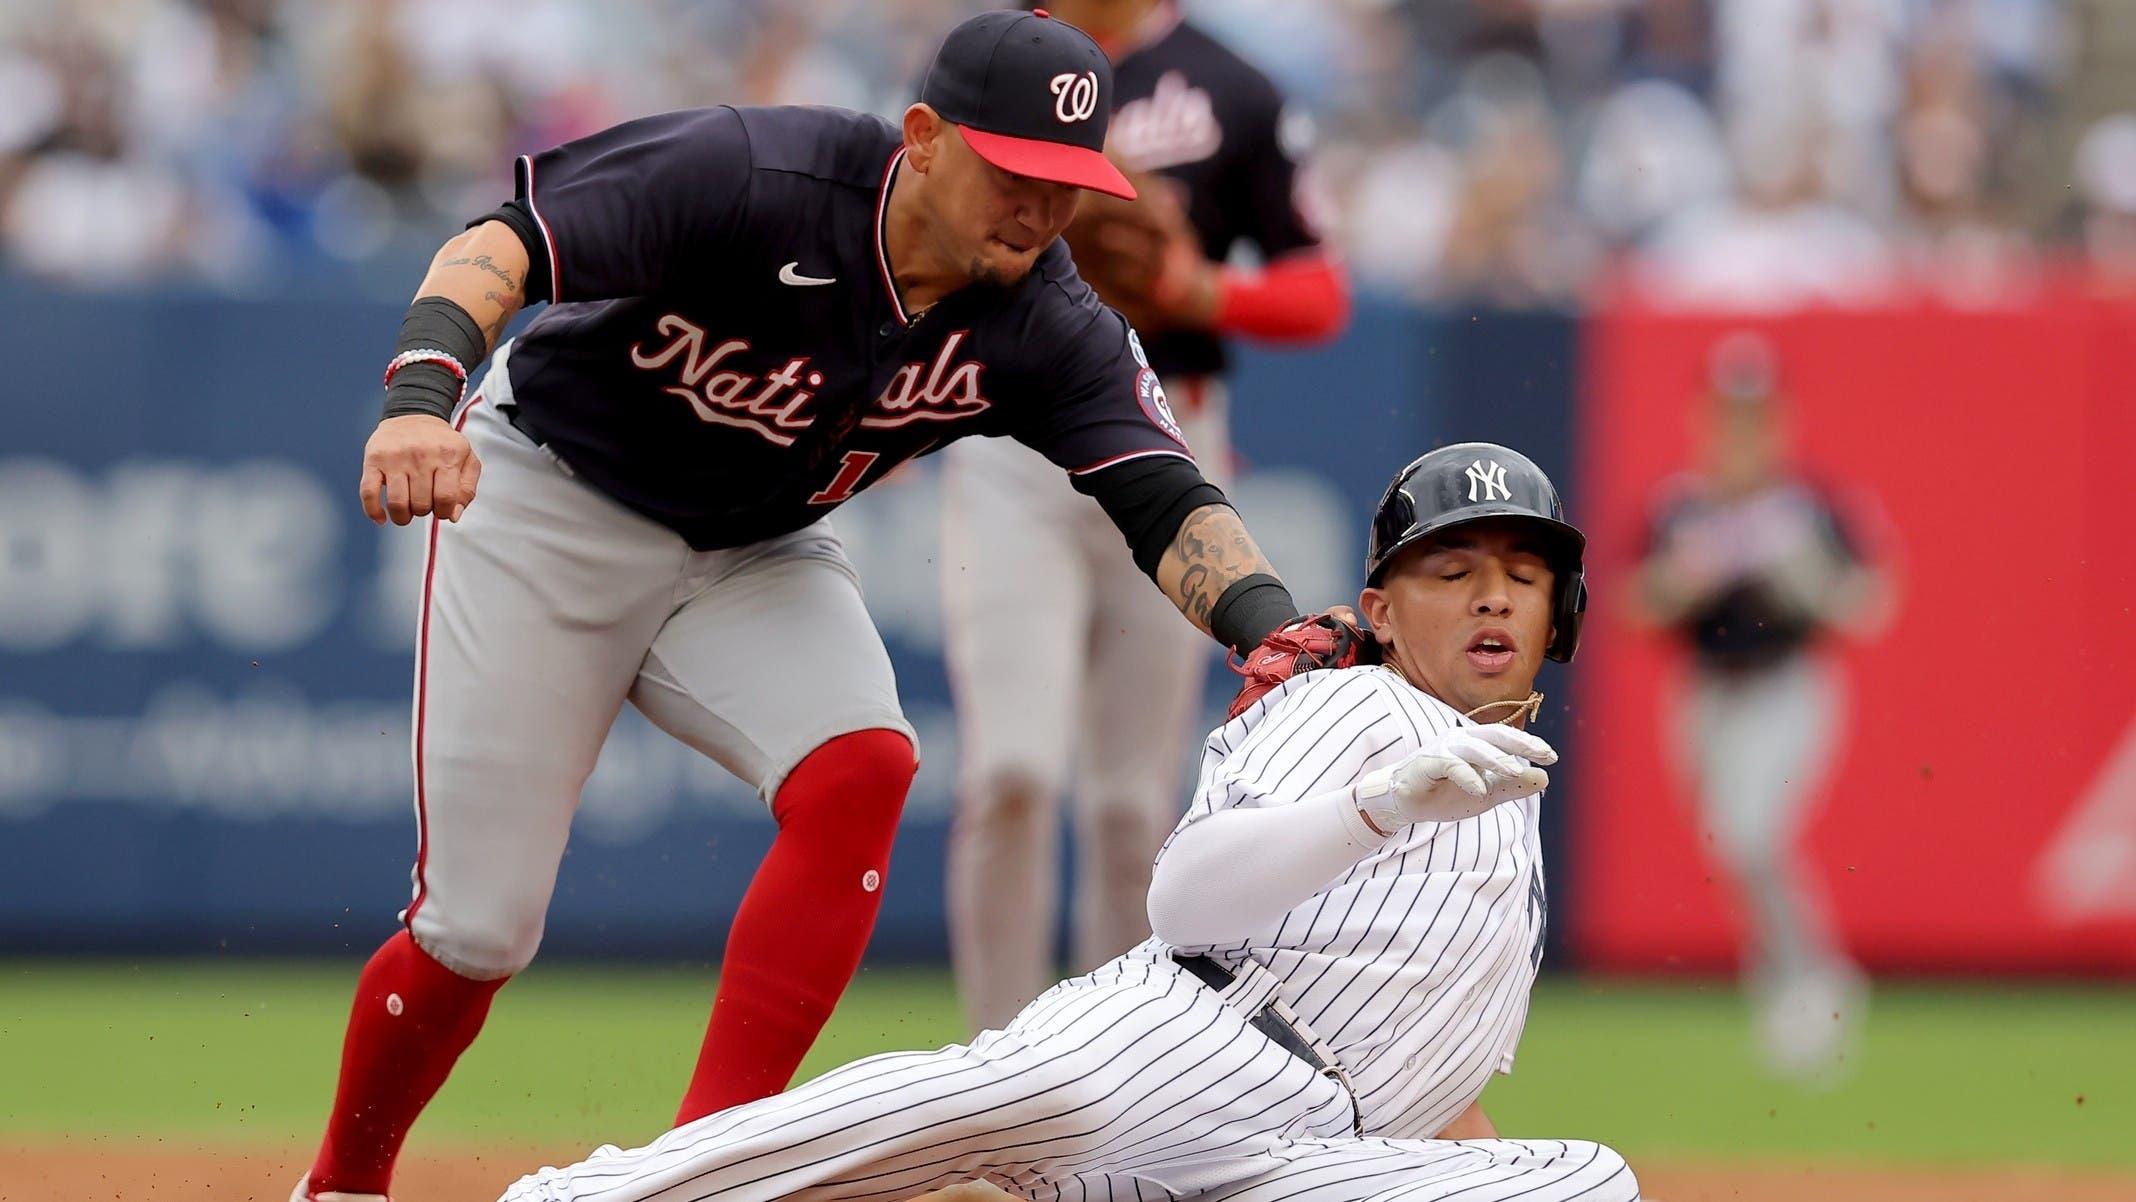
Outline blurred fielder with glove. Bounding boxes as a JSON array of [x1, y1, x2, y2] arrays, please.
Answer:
[[1632, 333, 1893, 1080], [942, 0, 1351, 1035]]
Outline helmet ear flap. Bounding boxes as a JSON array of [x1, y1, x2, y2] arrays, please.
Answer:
[[1545, 571, 1587, 663]]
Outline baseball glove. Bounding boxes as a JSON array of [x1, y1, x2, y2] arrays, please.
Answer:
[[1226, 612, 1382, 721], [1062, 161, 1197, 332]]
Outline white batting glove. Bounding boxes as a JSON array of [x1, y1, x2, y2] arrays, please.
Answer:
[[1355, 724, 1557, 832]]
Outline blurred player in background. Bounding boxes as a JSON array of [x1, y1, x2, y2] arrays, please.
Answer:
[[1631, 332, 1895, 1080], [941, 0, 1350, 1033]]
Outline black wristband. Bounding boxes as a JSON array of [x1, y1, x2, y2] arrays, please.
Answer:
[[383, 297, 489, 423], [1209, 573, 1299, 655], [382, 362, 464, 422]]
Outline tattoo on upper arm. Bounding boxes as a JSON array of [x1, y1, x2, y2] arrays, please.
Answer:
[[1162, 505, 1276, 629], [442, 253, 521, 292]]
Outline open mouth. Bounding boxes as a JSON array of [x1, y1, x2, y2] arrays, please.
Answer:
[[990, 234, 1034, 255], [1466, 629, 1517, 673]]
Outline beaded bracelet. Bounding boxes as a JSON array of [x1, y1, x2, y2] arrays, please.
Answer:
[[383, 348, 469, 398]]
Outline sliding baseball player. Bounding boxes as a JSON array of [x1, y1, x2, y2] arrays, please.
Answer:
[[499, 443, 1635, 1202]]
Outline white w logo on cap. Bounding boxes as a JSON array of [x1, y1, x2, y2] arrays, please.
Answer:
[[1466, 460, 1511, 502], [1050, 71, 1099, 123]]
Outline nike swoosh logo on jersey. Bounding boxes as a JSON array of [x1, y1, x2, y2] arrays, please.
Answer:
[[779, 262, 836, 286]]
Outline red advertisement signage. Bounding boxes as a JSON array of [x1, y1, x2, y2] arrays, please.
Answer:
[[1571, 287, 2136, 972]]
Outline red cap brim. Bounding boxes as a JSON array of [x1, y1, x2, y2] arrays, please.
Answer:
[[960, 126, 1137, 199]]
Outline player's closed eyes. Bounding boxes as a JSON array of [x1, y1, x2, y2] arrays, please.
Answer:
[[1437, 568, 1537, 584]]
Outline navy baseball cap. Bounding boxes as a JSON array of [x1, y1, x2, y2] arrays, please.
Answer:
[[920, 9, 1136, 199]]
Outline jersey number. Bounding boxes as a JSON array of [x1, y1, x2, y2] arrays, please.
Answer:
[[809, 451, 880, 505]]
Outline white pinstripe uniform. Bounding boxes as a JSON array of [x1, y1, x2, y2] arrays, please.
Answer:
[[501, 666, 1637, 1202]]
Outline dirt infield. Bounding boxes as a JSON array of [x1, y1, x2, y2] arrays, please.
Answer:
[[6, 1141, 2136, 1202]]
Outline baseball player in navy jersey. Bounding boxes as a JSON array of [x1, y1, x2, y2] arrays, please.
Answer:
[[943, 0, 1350, 1034], [495, 443, 1638, 1202], [1632, 334, 1892, 1078], [296, 13, 1362, 1201]]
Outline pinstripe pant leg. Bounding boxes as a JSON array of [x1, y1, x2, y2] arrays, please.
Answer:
[[1196, 1136, 1639, 1202], [498, 1036, 1106, 1202], [498, 970, 1316, 1202]]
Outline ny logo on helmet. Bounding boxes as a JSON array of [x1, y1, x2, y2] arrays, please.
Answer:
[[1466, 459, 1511, 502], [1051, 71, 1099, 123]]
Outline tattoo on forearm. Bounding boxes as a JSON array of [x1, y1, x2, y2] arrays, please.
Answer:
[[442, 253, 520, 291], [1160, 505, 1276, 631], [479, 290, 516, 345]]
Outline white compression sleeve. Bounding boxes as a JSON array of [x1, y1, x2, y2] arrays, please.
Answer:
[[1146, 785, 1391, 947]]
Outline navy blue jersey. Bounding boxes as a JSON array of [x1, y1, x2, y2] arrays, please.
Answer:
[[1108, 12, 1325, 379], [498, 105, 1194, 550], [1642, 474, 1866, 673]]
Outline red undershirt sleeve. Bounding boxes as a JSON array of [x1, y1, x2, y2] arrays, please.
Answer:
[[1213, 252, 1350, 344]]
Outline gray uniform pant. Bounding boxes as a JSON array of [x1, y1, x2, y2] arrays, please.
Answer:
[[405, 347, 913, 980], [938, 381, 1226, 1031], [1676, 653, 1847, 986]]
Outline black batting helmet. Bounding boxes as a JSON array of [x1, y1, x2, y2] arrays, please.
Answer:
[[1365, 443, 1588, 663]]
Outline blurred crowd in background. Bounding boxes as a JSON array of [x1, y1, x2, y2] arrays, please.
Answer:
[[3, 0, 2132, 306]]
